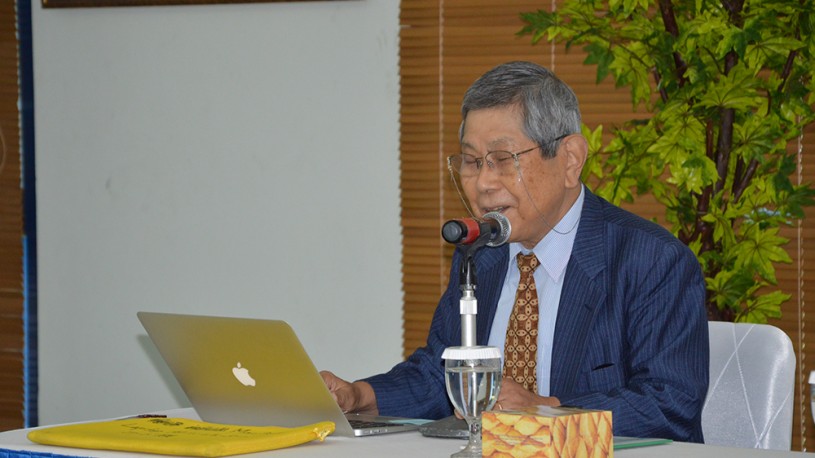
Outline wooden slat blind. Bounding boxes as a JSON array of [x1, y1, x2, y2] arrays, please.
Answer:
[[0, 0, 24, 432], [777, 123, 815, 451], [399, 0, 815, 450]]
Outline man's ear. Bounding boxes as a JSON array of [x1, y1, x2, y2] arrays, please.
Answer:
[[560, 134, 588, 188]]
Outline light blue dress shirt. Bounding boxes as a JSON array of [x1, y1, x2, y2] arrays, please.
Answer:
[[487, 186, 584, 396]]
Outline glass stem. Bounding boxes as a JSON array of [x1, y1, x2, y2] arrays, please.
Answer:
[[468, 418, 482, 449]]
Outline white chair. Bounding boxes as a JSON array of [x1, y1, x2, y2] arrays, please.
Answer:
[[701, 321, 795, 450]]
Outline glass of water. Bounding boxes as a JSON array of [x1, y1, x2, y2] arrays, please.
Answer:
[[442, 346, 502, 458]]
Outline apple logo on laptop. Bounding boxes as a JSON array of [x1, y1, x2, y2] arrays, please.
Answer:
[[232, 362, 256, 387]]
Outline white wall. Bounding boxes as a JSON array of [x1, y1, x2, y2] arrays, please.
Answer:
[[32, 0, 401, 424]]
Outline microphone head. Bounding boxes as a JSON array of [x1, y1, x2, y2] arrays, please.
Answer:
[[482, 211, 511, 247], [441, 220, 465, 244]]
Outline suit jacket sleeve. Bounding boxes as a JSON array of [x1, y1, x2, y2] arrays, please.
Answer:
[[361, 252, 463, 419]]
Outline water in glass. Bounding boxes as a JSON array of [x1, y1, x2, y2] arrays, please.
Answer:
[[443, 346, 502, 458]]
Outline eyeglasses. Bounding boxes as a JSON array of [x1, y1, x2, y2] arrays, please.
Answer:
[[447, 145, 542, 178], [447, 134, 569, 178]]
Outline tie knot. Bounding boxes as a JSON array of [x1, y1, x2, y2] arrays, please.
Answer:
[[517, 252, 539, 272]]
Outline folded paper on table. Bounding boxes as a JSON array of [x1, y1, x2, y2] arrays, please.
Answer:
[[27, 417, 335, 457]]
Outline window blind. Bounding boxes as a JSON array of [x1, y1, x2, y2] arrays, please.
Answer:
[[0, 0, 24, 432]]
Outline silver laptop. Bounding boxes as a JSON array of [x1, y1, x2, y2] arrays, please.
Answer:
[[137, 311, 423, 437]]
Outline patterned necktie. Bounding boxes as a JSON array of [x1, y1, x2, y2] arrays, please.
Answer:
[[503, 252, 540, 393]]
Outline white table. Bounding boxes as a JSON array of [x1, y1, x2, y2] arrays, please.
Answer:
[[0, 409, 808, 457]]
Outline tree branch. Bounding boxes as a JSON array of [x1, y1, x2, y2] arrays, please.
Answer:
[[768, 49, 799, 115], [689, 120, 715, 246], [714, 51, 739, 194], [652, 68, 669, 103], [733, 159, 758, 202], [721, 0, 745, 26], [732, 158, 744, 195], [689, 187, 712, 245], [777, 50, 798, 93], [706, 119, 715, 160], [715, 107, 735, 194], [658, 0, 688, 87]]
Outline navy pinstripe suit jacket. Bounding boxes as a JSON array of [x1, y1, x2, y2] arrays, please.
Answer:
[[365, 188, 709, 443]]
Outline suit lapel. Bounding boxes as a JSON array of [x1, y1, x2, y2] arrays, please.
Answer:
[[550, 190, 608, 395]]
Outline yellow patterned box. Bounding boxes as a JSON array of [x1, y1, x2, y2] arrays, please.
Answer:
[[482, 406, 613, 458]]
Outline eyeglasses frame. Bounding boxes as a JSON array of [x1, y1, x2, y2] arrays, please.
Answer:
[[446, 133, 570, 178]]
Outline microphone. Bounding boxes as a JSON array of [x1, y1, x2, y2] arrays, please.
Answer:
[[441, 211, 511, 247]]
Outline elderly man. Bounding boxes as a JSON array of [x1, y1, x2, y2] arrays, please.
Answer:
[[322, 61, 708, 442]]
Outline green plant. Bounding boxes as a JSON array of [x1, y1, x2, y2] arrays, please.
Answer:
[[520, 0, 815, 322]]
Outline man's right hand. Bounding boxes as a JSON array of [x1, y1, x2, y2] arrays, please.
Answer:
[[320, 370, 379, 416]]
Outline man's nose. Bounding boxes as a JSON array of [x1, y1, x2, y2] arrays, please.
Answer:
[[474, 162, 501, 192]]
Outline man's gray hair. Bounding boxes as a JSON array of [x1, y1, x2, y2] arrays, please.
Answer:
[[460, 61, 582, 158]]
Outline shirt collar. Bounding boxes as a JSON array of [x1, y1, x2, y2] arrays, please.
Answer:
[[509, 185, 585, 282]]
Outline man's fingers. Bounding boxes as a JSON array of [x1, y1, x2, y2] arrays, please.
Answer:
[[320, 370, 356, 412], [320, 370, 344, 391]]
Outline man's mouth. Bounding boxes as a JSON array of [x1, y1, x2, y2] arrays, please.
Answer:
[[483, 206, 507, 215]]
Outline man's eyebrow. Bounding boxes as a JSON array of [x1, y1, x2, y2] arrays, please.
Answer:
[[487, 143, 514, 151], [486, 136, 521, 151], [460, 138, 517, 152], [459, 142, 480, 154]]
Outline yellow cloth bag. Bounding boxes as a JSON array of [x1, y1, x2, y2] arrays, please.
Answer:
[[27, 417, 335, 457]]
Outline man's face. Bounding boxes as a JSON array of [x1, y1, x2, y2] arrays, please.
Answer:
[[459, 105, 585, 249]]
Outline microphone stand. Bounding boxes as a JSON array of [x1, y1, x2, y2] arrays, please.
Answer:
[[458, 239, 488, 348]]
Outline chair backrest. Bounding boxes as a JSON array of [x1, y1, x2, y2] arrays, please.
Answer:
[[702, 321, 795, 450]]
